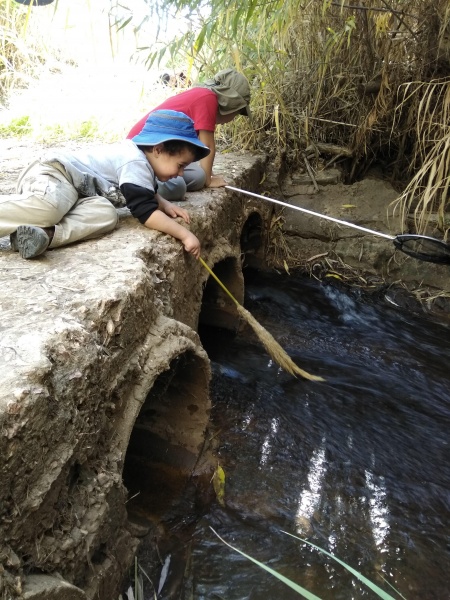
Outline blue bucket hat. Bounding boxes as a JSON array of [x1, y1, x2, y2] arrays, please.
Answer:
[[131, 110, 210, 159]]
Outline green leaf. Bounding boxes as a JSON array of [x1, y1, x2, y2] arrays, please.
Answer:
[[116, 16, 133, 32], [281, 531, 398, 600], [210, 528, 323, 600], [194, 23, 207, 54], [212, 464, 226, 506], [245, 0, 258, 27]]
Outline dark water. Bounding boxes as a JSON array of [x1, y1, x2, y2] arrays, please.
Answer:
[[137, 269, 450, 600]]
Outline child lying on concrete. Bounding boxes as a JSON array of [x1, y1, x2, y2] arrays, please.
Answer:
[[0, 110, 210, 259]]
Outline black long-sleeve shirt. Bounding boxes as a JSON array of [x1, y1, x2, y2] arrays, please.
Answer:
[[120, 183, 159, 224]]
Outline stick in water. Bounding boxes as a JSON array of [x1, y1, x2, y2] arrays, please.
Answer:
[[199, 257, 324, 381]]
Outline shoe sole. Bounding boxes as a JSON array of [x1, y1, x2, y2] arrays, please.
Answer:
[[16, 225, 50, 259]]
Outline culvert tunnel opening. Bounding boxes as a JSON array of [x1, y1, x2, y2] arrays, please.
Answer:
[[198, 214, 264, 352], [122, 350, 210, 524], [198, 256, 243, 333], [240, 211, 264, 269]]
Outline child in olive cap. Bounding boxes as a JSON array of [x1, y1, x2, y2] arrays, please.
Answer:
[[127, 68, 251, 200], [0, 110, 210, 259]]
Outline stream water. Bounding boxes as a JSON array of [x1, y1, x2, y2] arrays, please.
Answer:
[[132, 268, 450, 600]]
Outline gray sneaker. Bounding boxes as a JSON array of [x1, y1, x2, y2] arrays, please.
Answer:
[[16, 225, 50, 259]]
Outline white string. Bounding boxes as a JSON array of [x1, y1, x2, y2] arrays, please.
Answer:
[[225, 185, 395, 241]]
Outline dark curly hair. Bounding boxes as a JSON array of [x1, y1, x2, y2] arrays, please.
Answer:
[[138, 140, 206, 162]]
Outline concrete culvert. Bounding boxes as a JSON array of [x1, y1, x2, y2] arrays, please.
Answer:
[[198, 257, 244, 331], [122, 349, 211, 523], [240, 211, 264, 267]]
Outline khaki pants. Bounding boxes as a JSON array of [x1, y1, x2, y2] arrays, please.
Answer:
[[0, 161, 118, 248]]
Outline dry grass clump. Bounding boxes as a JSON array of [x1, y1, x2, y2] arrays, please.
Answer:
[[236, 304, 324, 381], [199, 257, 324, 381], [280, 2, 449, 179], [390, 78, 450, 237], [306, 1, 449, 234]]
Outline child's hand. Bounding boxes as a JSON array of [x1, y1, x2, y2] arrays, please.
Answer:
[[145, 208, 199, 257], [208, 174, 227, 188], [158, 197, 190, 224], [181, 231, 201, 259]]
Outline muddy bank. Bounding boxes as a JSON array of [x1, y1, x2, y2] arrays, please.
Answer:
[[265, 166, 450, 318]]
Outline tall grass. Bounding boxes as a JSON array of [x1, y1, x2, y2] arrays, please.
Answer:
[[0, 0, 45, 101], [127, 0, 450, 234], [391, 78, 450, 238]]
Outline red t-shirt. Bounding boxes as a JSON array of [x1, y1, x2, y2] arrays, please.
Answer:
[[127, 87, 218, 139]]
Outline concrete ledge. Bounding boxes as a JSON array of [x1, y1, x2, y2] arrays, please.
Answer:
[[0, 151, 269, 599]]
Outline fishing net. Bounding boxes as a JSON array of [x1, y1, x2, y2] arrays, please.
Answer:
[[393, 235, 450, 265]]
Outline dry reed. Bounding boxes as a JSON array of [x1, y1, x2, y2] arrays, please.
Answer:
[[199, 257, 324, 382]]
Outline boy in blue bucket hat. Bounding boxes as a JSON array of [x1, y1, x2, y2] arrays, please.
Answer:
[[0, 110, 210, 259]]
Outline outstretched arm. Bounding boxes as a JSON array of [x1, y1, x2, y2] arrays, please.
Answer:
[[121, 183, 200, 257], [157, 194, 191, 223], [144, 209, 200, 258]]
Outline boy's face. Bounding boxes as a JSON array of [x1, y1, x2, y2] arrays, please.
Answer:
[[150, 145, 196, 181]]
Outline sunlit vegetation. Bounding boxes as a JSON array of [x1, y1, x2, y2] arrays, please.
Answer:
[[0, 0, 49, 101], [0, 0, 167, 142], [125, 0, 450, 236]]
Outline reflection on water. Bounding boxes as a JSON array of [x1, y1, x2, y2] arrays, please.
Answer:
[[295, 440, 327, 533], [139, 269, 450, 600], [365, 470, 389, 550], [259, 417, 280, 467]]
